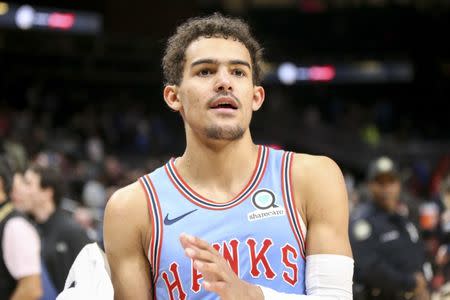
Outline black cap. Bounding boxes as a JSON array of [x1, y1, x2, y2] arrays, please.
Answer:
[[367, 156, 399, 181]]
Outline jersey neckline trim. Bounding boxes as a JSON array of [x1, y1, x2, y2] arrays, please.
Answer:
[[164, 145, 269, 210]]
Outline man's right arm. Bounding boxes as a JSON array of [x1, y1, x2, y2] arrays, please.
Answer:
[[104, 182, 153, 300]]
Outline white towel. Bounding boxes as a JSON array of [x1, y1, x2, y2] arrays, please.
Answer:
[[57, 242, 113, 300]]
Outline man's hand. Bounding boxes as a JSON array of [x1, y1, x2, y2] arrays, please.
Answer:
[[179, 233, 264, 300]]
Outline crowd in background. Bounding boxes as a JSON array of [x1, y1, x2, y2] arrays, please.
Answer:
[[0, 0, 448, 298], [1, 89, 450, 298]]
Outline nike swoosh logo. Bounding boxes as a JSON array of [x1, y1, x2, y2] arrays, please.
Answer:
[[164, 209, 198, 226]]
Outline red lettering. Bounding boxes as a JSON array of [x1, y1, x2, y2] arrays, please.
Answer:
[[246, 238, 276, 279], [161, 263, 187, 300], [191, 242, 238, 293], [281, 244, 298, 286], [191, 262, 203, 293], [222, 239, 240, 276]]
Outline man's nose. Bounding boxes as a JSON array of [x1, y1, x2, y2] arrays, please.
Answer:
[[214, 69, 232, 92]]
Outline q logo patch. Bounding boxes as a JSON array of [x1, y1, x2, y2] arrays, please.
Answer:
[[252, 189, 277, 210]]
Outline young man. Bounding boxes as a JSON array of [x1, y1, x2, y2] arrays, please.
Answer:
[[11, 168, 59, 300], [24, 164, 91, 292], [104, 13, 353, 299]]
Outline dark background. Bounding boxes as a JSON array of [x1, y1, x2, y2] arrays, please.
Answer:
[[1, 0, 450, 294], [1, 0, 449, 185]]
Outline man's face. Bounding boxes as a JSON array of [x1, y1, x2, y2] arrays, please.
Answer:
[[23, 169, 49, 212], [369, 174, 401, 213], [11, 173, 33, 213], [164, 37, 264, 141]]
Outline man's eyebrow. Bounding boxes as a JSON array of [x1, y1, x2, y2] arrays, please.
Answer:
[[191, 59, 251, 69], [191, 59, 218, 67], [229, 60, 251, 69]]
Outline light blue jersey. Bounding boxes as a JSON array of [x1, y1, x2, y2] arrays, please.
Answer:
[[139, 146, 307, 299]]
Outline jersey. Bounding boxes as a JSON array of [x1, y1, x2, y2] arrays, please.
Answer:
[[139, 145, 307, 299]]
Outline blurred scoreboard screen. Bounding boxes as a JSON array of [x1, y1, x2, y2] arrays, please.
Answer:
[[0, 2, 102, 34]]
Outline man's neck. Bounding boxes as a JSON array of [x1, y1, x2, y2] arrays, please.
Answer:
[[176, 133, 259, 203]]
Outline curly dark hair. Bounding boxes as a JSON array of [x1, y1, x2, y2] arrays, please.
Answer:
[[162, 12, 263, 86]]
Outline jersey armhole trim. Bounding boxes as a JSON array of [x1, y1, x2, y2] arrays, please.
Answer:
[[288, 153, 307, 240], [281, 151, 307, 259], [139, 175, 164, 284]]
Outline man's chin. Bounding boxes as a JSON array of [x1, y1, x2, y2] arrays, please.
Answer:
[[205, 125, 245, 141]]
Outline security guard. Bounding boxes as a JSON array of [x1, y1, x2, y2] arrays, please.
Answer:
[[351, 156, 430, 300]]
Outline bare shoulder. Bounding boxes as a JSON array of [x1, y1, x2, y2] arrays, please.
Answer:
[[105, 181, 147, 218], [291, 153, 352, 256], [290, 153, 348, 222], [104, 181, 154, 299], [104, 181, 151, 251], [291, 153, 343, 180]]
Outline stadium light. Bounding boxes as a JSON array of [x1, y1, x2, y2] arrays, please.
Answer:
[[309, 65, 336, 81], [277, 63, 337, 84], [277, 62, 297, 85], [0, 2, 8, 15], [15, 5, 34, 30]]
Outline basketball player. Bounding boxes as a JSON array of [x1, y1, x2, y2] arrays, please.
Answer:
[[104, 13, 353, 299]]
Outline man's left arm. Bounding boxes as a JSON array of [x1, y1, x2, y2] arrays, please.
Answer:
[[293, 154, 352, 257], [291, 154, 353, 297]]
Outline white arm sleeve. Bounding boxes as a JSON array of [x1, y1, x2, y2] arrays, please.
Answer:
[[259, 254, 353, 300]]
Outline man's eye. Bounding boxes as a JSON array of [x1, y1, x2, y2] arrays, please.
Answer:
[[198, 69, 212, 76], [233, 69, 245, 77]]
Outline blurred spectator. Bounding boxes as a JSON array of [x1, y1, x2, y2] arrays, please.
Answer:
[[10, 172, 33, 214], [10, 168, 58, 300], [86, 135, 105, 164], [351, 156, 430, 300], [437, 175, 450, 245], [82, 180, 106, 210], [24, 164, 91, 293], [433, 175, 450, 292], [78, 179, 107, 241], [103, 155, 124, 186], [0, 155, 43, 299], [344, 172, 360, 213]]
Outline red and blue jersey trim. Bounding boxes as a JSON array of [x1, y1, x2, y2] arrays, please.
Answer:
[[281, 151, 306, 259], [139, 174, 164, 284], [164, 145, 269, 210]]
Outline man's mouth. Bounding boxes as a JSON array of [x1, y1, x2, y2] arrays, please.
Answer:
[[209, 97, 238, 110]]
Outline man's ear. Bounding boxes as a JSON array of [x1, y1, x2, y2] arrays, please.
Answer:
[[252, 85, 265, 111], [163, 85, 182, 112]]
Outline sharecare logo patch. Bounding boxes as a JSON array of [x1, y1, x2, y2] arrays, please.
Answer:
[[248, 189, 285, 221]]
